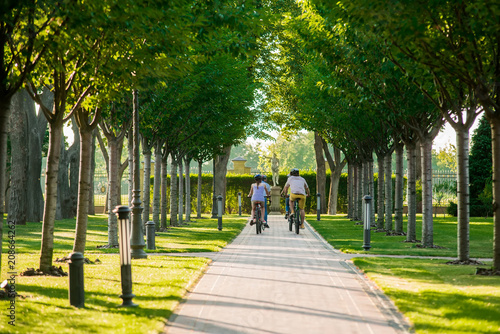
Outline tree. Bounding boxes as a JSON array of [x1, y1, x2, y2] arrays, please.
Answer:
[[0, 0, 66, 273], [7, 89, 47, 224]]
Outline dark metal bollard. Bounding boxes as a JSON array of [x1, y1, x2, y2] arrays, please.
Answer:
[[217, 195, 223, 231], [316, 193, 321, 221], [362, 195, 372, 251], [238, 192, 242, 216], [113, 205, 138, 307], [68, 252, 85, 308], [146, 221, 156, 250]]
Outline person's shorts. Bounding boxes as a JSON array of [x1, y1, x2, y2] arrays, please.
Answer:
[[290, 194, 306, 209]]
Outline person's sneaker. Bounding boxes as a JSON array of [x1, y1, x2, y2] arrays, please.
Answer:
[[250, 220, 256, 226], [264, 223, 270, 228], [285, 213, 289, 219], [300, 223, 305, 229]]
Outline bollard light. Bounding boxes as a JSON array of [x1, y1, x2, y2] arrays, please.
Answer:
[[362, 195, 372, 251], [113, 205, 138, 307], [316, 193, 321, 221], [217, 195, 223, 231], [68, 252, 85, 308], [211, 195, 218, 218], [146, 221, 156, 250], [238, 192, 242, 216]]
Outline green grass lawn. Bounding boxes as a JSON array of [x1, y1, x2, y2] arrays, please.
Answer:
[[352, 257, 500, 334], [307, 214, 499, 334], [1, 214, 248, 333], [306, 214, 493, 258]]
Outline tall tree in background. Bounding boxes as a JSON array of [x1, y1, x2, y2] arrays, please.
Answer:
[[469, 115, 492, 217]]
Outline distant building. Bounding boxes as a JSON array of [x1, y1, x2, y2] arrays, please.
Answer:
[[227, 157, 252, 174]]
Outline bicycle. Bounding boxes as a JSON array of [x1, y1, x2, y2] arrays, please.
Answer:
[[249, 196, 269, 234], [289, 197, 300, 234]]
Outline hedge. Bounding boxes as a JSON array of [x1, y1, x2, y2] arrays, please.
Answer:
[[150, 171, 407, 216]]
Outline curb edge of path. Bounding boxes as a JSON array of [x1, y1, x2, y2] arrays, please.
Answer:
[[304, 220, 414, 334]]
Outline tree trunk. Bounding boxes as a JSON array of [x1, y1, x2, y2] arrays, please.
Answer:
[[490, 117, 500, 270], [160, 153, 168, 229], [384, 152, 393, 231], [8, 90, 29, 224], [73, 127, 93, 254], [0, 96, 12, 272], [178, 157, 184, 224], [170, 158, 179, 226], [214, 146, 232, 213], [68, 121, 79, 213], [39, 119, 64, 272], [421, 137, 434, 247], [142, 146, 152, 224], [185, 157, 191, 222], [456, 128, 470, 261], [347, 163, 354, 219], [314, 132, 327, 213], [323, 142, 346, 215], [359, 162, 366, 221], [107, 137, 121, 246], [394, 143, 404, 233], [406, 144, 417, 242], [56, 121, 79, 220], [152, 143, 161, 230], [368, 160, 375, 226], [88, 131, 96, 215], [376, 154, 385, 229], [197, 160, 203, 218], [415, 142, 422, 180]]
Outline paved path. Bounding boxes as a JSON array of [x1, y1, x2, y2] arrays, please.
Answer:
[[164, 215, 412, 334]]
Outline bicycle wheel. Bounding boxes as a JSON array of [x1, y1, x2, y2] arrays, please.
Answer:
[[295, 204, 300, 234], [256, 207, 261, 234]]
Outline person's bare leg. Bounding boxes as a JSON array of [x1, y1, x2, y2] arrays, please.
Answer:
[[300, 209, 305, 225], [260, 204, 265, 222]]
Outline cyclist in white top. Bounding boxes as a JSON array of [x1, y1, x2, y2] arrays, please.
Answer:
[[281, 168, 310, 229]]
